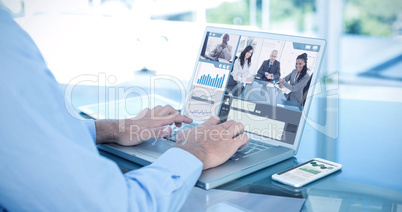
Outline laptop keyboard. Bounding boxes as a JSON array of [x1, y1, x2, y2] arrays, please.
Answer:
[[164, 123, 197, 142], [229, 140, 272, 161], [164, 124, 271, 161]]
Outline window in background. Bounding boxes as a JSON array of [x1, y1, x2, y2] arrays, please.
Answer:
[[3, 0, 402, 85], [342, 0, 402, 84], [205, 0, 317, 35], [344, 0, 402, 37], [204, 0, 402, 38], [202, 0, 402, 92]]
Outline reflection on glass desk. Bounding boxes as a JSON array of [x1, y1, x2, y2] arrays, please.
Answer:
[[229, 79, 302, 112], [70, 80, 402, 211], [180, 186, 305, 212], [99, 150, 306, 211]]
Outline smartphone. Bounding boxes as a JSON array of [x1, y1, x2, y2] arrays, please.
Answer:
[[272, 158, 342, 188]]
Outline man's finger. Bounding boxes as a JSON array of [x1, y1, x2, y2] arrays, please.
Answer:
[[155, 105, 179, 117], [148, 126, 172, 139], [233, 133, 249, 149], [151, 105, 163, 114], [200, 116, 220, 127], [134, 108, 151, 120], [158, 114, 193, 126], [226, 122, 245, 138], [218, 120, 236, 129]]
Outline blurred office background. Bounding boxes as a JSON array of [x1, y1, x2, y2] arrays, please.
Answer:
[[3, 2, 402, 209], [2, 0, 402, 101]]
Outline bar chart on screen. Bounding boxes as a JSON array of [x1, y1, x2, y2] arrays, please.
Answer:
[[196, 74, 226, 89]]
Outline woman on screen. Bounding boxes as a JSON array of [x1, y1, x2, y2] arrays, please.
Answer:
[[279, 53, 310, 104], [231, 45, 254, 84]]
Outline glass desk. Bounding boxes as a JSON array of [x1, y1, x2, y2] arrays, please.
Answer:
[[67, 78, 402, 211]]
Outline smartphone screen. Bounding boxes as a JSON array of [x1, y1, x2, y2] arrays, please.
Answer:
[[276, 160, 338, 184]]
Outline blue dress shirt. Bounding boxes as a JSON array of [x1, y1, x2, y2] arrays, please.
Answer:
[[0, 7, 202, 211]]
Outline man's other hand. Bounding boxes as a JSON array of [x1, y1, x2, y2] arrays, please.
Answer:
[[174, 116, 249, 170], [95, 105, 192, 146]]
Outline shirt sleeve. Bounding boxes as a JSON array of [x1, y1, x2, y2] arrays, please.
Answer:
[[82, 119, 96, 142], [208, 45, 218, 57], [284, 70, 293, 82], [273, 61, 281, 80], [257, 61, 267, 79], [283, 72, 310, 92], [222, 45, 232, 61], [0, 7, 203, 212], [124, 148, 203, 211]]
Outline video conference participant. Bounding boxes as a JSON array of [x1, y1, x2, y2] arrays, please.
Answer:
[[229, 45, 254, 96], [231, 45, 254, 84], [279, 53, 310, 104], [257, 50, 281, 81], [208, 34, 233, 61], [0, 7, 248, 211]]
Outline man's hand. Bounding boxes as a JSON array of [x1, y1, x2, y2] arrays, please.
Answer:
[[278, 78, 284, 88], [95, 105, 192, 146], [174, 116, 249, 170]]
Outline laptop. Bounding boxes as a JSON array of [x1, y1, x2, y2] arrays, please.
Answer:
[[96, 26, 326, 190]]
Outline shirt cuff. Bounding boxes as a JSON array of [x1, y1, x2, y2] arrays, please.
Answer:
[[123, 147, 203, 211], [81, 119, 96, 142], [151, 147, 203, 182]]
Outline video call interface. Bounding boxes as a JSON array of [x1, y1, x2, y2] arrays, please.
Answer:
[[184, 31, 321, 145]]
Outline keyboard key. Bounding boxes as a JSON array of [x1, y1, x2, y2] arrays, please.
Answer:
[[230, 155, 241, 161], [247, 149, 259, 155], [234, 151, 247, 158], [164, 123, 197, 142]]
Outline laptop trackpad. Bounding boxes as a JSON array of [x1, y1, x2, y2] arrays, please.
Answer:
[[135, 139, 174, 158]]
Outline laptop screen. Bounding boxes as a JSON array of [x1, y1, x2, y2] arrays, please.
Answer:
[[183, 28, 324, 147]]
